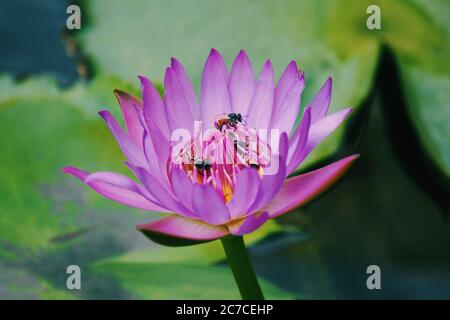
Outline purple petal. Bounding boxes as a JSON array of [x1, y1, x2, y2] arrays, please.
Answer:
[[142, 130, 170, 190], [114, 90, 144, 149], [63, 166, 168, 212], [227, 212, 270, 236], [271, 61, 305, 133], [247, 60, 274, 129], [264, 155, 359, 218], [201, 48, 231, 127], [192, 183, 230, 225], [137, 215, 229, 240], [300, 108, 353, 166], [164, 67, 196, 134], [98, 110, 148, 169], [228, 50, 255, 115], [139, 76, 170, 139], [271, 74, 305, 134], [286, 107, 311, 175], [274, 61, 299, 109], [170, 168, 194, 211], [141, 103, 171, 177], [170, 58, 200, 119], [135, 167, 196, 219], [62, 166, 88, 180], [227, 167, 261, 219], [247, 133, 288, 214], [308, 77, 332, 123]]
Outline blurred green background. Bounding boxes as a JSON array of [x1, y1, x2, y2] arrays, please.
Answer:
[[0, 0, 449, 299]]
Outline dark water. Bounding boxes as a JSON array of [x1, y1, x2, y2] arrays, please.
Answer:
[[0, 0, 78, 85]]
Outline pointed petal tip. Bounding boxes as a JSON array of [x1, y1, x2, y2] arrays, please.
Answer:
[[62, 166, 75, 175], [113, 88, 124, 96], [232, 50, 252, 66], [236, 49, 249, 58], [98, 109, 109, 120], [170, 57, 182, 67], [137, 74, 149, 82], [62, 166, 89, 181], [113, 88, 139, 102], [138, 75, 156, 92], [264, 59, 273, 68], [135, 223, 145, 231], [206, 48, 225, 63], [286, 60, 298, 72]]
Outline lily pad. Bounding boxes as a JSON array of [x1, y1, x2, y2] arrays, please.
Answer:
[[93, 260, 295, 300]]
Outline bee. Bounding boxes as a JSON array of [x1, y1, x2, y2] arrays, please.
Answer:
[[194, 159, 212, 171], [214, 113, 244, 131]]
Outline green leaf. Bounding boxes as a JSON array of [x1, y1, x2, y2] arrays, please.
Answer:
[[399, 64, 450, 180], [93, 261, 294, 299], [0, 263, 76, 300], [92, 223, 296, 299], [377, 49, 450, 214], [324, 0, 450, 211]]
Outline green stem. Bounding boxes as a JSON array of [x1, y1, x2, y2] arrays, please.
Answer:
[[221, 235, 264, 300]]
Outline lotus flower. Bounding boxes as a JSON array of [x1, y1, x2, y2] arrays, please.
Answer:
[[63, 49, 358, 243]]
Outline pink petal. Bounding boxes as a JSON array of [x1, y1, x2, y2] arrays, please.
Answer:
[[286, 107, 311, 175], [201, 48, 231, 127], [308, 77, 332, 123], [164, 67, 196, 134], [170, 58, 200, 119], [271, 61, 305, 134], [170, 168, 194, 211], [192, 183, 231, 225], [139, 76, 170, 139], [98, 110, 148, 169], [301, 108, 353, 165], [247, 60, 274, 130], [62, 166, 168, 212], [114, 90, 144, 149], [274, 61, 299, 109], [227, 167, 261, 219], [135, 167, 196, 219], [247, 133, 288, 214], [142, 130, 170, 190], [264, 155, 359, 218], [141, 103, 171, 176], [227, 212, 270, 236], [137, 215, 229, 241], [228, 50, 255, 115]]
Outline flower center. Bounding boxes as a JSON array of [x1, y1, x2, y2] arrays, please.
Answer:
[[170, 114, 271, 203]]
